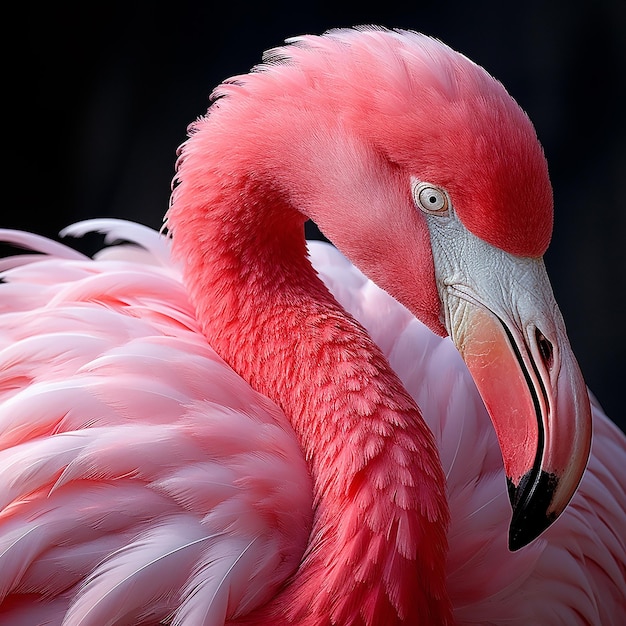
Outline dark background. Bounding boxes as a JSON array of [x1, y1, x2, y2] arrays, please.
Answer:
[[17, 1, 625, 431]]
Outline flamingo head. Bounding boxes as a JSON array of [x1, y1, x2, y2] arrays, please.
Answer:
[[174, 27, 592, 549]]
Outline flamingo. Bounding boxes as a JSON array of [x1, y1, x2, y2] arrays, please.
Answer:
[[1, 26, 625, 625]]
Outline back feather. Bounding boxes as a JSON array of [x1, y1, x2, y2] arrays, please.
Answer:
[[1, 221, 624, 624]]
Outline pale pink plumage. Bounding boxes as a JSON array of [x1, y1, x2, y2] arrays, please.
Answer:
[[1, 222, 624, 624], [2, 26, 626, 625], [0, 222, 312, 624]]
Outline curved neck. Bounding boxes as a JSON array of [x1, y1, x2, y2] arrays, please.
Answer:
[[167, 177, 452, 624]]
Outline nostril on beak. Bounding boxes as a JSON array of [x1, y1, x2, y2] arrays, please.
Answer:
[[536, 328, 554, 371]]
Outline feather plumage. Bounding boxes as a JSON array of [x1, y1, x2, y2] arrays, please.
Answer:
[[2, 25, 625, 626], [1, 222, 624, 623]]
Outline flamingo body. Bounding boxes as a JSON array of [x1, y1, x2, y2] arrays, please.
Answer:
[[0, 223, 314, 625], [0, 223, 624, 624], [1, 26, 626, 625]]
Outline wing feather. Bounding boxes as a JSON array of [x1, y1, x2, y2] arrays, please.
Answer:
[[0, 221, 312, 623], [0, 227, 623, 625]]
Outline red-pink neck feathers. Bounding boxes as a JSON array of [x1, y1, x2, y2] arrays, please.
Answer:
[[165, 27, 553, 624]]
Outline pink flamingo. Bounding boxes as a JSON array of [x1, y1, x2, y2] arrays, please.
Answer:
[[1, 27, 625, 625]]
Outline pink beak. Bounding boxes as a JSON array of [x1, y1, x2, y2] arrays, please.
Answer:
[[455, 305, 592, 550], [413, 184, 592, 551]]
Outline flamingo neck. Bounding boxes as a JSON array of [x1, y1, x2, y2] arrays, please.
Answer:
[[168, 187, 452, 625]]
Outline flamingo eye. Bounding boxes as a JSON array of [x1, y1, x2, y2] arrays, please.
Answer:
[[413, 182, 449, 214]]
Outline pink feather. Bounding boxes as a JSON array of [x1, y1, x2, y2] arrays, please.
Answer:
[[1, 26, 625, 625], [1, 223, 623, 624]]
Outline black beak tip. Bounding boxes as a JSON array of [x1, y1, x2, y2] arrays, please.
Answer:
[[508, 513, 555, 551], [506, 470, 559, 552]]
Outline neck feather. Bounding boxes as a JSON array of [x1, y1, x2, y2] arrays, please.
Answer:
[[167, 176, 452, 624]]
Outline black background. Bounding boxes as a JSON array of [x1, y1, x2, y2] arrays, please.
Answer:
[[17, 1, 625, 431]]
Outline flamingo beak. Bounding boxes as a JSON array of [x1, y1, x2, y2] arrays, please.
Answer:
[[415, 192, 592, 550], [452, 302, 592, 550], [422, 204, 592, 551]]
